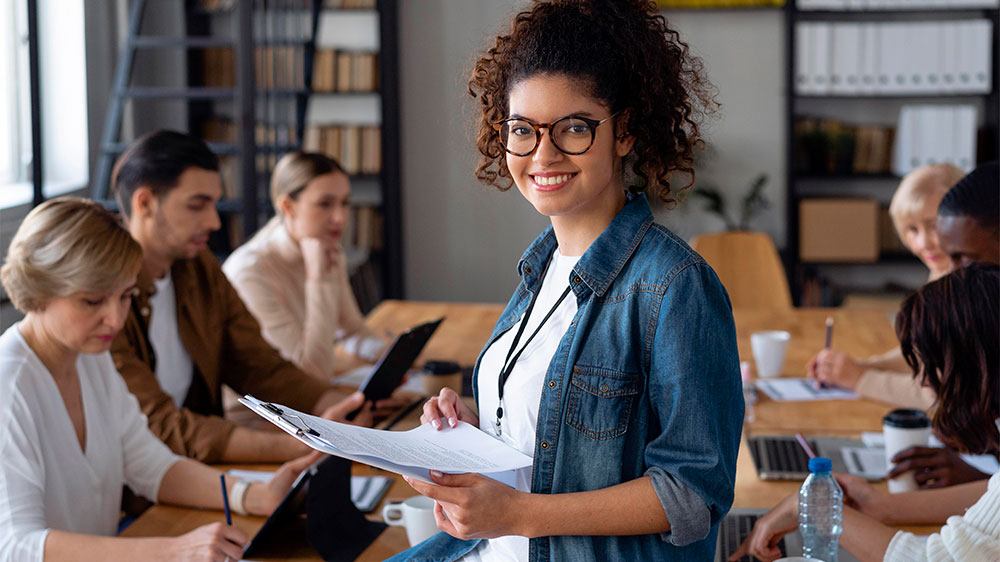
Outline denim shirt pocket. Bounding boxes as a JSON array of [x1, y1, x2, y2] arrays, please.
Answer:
[[565, 364, 640, 440]]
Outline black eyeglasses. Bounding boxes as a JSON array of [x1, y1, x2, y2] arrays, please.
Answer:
[[494, 111, 622, 157]]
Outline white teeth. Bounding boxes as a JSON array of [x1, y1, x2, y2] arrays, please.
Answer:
[[533, 174, 571, 186]]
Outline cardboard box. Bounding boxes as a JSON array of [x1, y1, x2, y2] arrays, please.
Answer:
[[799, 198, 879, 262]]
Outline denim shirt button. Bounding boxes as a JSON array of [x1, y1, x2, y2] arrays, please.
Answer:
[[573, 276, 582, 284], [540, 441, 549, 450], [599, 383, 610, 392], [525, 266, 533, 275], [547, 380, 557, 389]]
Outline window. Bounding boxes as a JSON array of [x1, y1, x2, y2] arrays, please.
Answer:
[[0, 0, 30, 186]]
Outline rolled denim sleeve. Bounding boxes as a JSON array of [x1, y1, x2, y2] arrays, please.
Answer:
[[644, 262, 743, 545]]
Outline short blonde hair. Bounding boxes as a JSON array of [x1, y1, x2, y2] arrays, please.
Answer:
[[1, 197, 142, 312], [889, 163, 966, 240], [270, 151, 345, 215]]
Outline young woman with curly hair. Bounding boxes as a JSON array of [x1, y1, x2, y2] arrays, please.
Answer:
[[391, 2, 743, 561]]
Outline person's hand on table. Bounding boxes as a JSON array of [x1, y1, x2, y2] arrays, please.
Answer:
[[403, 471, 526, 540], [319, 391, 374, 426], [421, 387, 478, 430], [807, 348, 865, 389], [888, 446, 989, 489], [168, 521, 249, 561], [729, 494, 799, 562], [833, 473, 890, 521], [245, 451, 325, 516]]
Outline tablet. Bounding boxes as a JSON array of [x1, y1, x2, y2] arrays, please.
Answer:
[[358, 317, 443, 402], [241, 460, 314, 558]]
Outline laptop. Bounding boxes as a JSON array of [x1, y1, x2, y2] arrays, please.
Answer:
[[748, 434, 881, 481], [716, 507, 860, 562]]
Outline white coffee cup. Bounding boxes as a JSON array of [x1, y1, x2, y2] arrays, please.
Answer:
[[382, 495, 439, 546], [883, 408, 931, 493], [750, 330, 791, 378]]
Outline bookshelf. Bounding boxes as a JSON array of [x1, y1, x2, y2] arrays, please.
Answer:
[[302, 0, 402, 310], [93, 0, 402, 311], [783, 1, 1000, 306]]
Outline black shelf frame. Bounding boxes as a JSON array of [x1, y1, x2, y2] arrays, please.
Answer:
[[783, 2, 1000, 305]]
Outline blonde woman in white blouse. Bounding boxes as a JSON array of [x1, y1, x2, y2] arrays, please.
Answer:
[[224, 152, 387, 380], [0, 198, 322, 562]]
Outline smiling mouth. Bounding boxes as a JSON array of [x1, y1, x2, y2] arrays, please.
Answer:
[[531, 173, 576, 187]]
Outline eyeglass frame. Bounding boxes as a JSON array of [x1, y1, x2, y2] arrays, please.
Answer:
[[493, 110, 623, 157]]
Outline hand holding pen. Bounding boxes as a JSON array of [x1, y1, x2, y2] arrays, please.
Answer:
[[807, 316, 866, 390]]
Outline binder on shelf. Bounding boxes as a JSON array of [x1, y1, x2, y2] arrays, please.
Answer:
[[939, 22, 959, 93], [831, 23, 862, 95], [812, 23, 832, 95], [970, 20, 992, 94], [953, 105, 977, 172], [881, 23, 908, 95], [858, 23, 879, 95], [795, 23, 814, 95]]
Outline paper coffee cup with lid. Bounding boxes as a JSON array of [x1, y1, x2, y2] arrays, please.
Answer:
[[883, 408, 931, 493]]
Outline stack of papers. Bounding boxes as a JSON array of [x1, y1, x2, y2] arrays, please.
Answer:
[[240, 395, 533, 486], [756, 378, 858, 401]]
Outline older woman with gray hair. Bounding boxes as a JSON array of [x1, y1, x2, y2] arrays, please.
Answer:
[[0, 197, 318, 562]]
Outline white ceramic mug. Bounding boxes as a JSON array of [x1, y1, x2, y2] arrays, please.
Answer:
[[750, 330, 791, 378], [883, 409, 931, 493], [382, 495, 438, 546]]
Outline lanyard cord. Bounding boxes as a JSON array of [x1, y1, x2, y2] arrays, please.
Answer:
[[494, 255, 573, 436]]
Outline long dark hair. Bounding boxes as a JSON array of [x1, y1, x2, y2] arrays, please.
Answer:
[[896, 262, 1000, 455]]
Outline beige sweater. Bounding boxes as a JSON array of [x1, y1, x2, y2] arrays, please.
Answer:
[[884, 471, 1000, 562], [855, 347, 937, 411], [222, 219, 386, 380]]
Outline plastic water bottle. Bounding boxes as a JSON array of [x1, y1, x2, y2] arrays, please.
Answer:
[[798, 457, 843, 562]]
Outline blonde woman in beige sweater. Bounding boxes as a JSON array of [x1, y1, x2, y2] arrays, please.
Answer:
[[224, 152, 387, 380], [807, 163, 965, 410]]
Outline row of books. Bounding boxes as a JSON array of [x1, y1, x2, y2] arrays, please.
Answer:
[[345, 206, 384, 253], [303, 125, 382, 175], [794, 20, 993, 95], [892, 104, 978, 176], [794, 117, 896, 175], [798, 0, 998, 8], [323, 0, 376, 8], [312, 50, 378, 93], [199, 47, 308, 90]]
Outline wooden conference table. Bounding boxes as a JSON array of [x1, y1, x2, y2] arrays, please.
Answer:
[[123, 301, 940, 559]]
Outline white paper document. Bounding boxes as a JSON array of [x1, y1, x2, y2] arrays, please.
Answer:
[[240, 395, 533, 486], [756, 378, 858, 402]]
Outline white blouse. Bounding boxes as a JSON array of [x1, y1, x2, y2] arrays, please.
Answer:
[[466, 248, 580, 562], [0, 324, 180, 562]]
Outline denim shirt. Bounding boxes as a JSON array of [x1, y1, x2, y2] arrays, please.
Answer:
[[389, 194, 743, 562]]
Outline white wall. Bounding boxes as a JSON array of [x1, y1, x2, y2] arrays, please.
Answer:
[[399, 3, 788, 302]]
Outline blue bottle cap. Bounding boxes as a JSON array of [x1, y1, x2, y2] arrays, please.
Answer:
[[809, 457, 833, 473]]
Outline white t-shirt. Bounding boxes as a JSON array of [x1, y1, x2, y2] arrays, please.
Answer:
[[0, 324, 180, 562], [464, 248, 580, 562], [149, 273, 194, 407]]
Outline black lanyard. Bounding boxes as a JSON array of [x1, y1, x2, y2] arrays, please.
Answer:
[[494, 254, 572, 436]]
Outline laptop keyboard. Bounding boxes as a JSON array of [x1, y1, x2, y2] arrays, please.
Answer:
[[719, 514, 786, 562], [751, 436, 818, 475]]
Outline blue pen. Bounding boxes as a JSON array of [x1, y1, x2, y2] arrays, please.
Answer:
[[220, 474, 232, 526]]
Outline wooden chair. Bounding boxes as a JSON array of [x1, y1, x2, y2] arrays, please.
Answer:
[[691, 231, 793, 310]]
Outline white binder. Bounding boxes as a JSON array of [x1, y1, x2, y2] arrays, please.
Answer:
[[796, 22, 815, 95], [953, 105, 977, 172], [859, 23, 880, 95], [812, 23, 833, 95], [831, 23, 862, 95], [939, 22, 959, 94], [881, 23, 908, 95]]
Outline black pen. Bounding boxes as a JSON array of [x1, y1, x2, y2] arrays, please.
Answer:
[[220, 473, 232, 526], [819, 316, 834, 389]]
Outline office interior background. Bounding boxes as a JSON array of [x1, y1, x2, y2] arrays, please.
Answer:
[[1, 0, 997, 331]]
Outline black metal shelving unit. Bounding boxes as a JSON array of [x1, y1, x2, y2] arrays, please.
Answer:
[[783, 2, 1000, 305]]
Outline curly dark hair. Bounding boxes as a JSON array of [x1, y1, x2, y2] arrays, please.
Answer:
[[896, 262, 1000, 456], [468, 0, 717, 205]]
